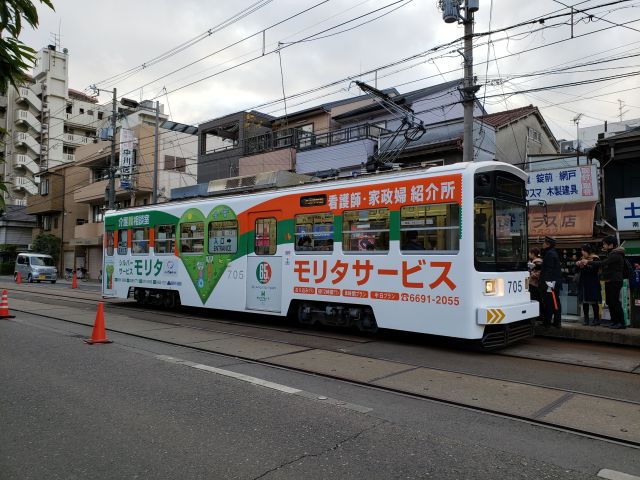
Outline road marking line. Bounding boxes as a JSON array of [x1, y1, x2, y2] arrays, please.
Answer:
[[598, 469, 640, 480], [156, 355, 301, 394], [155, 354, 372, 413]]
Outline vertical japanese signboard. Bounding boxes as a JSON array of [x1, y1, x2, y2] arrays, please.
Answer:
[[615, 197, 640, 231], [119, 129, 135, 189]]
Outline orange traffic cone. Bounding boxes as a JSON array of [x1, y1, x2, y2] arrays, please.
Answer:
[[15, 272, 21, 284], [84, 302, 112, 344], [71, 272, 77, 289], [0, 289, 15, 319]]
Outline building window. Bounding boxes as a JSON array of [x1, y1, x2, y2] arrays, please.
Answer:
[[92, 205, 103, 223], [39, 178, 49, 195], [117, 229, 128, 255], [155, 224, 176, 254], [342, 208, 389, 252], [87, 110, 94, 116], [98, 112, 104, 120], [79, 108, 85, 114], [180, 222, 204, 253], [164, 155, 187, 172], [106, 231, 114, 256], [42, 215, 52, 231], [528, 127, 541, 143], [53, 216, 58, 229], [295, 213, 333, 252], [66, 104, 72, 114], [132, 227, 150, 254], [255, 218, 277, 255], [400, 203, 460, 253]]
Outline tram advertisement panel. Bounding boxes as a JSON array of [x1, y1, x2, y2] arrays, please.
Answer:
[[247, 257, 282, 312]]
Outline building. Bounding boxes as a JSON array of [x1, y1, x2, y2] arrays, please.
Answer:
[[0, 45, 107, 207], [195, 80, 494, 188], [0, 205, 37, 256], [479, 105, 559, 167], [66, 115, 198, 278]]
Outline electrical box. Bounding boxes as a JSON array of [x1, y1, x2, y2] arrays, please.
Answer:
[[441, 0, 459, 23], [466, 0, 479, 12]]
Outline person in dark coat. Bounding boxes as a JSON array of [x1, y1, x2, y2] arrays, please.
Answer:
[[574, 244, 602, 326], [580, 235, 626, 329], [539, 236, 563, 328]]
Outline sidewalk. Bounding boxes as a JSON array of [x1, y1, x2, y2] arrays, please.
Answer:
[[535, 315, 640, 347]]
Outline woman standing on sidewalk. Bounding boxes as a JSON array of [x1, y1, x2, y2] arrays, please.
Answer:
[[575, 244, 602, 326]]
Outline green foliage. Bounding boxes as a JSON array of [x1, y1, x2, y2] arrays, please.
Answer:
[[0, 262, 14, 274], [0, 0, 54, 207], [31, 233, 60, 262]]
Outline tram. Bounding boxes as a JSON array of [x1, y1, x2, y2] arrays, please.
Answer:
[[102, 161, 538, 348]]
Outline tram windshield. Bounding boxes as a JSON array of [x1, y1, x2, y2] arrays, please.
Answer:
[[475, 198, 528, 272]]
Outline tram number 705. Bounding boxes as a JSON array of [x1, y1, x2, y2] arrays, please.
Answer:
[[507, 280, 524, 294]]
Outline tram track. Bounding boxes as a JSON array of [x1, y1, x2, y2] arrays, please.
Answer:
[[7, 284, 639, 374], [8, 297, 640, 450], [5, 284, 640, 448]]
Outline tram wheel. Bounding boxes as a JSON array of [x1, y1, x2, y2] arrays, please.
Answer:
[[296, 302, 315, 327], [357, 308, 378, 335], [162, 291, 176, 309]]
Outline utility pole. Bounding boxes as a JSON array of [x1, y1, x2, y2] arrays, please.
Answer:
[[90, 84, 118, 210], [440, 0, 480, 163], [572, 113, 583, 165], [152, 101, 159, 204], [109, 88, 117, 209]]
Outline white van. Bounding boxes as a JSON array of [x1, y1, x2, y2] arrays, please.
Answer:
[[14, 253, 58, 284]]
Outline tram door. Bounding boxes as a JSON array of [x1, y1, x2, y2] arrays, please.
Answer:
[[246, 212, 282, 312]]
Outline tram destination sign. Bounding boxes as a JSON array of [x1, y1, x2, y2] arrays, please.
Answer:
[[526, 164, 598, 205]]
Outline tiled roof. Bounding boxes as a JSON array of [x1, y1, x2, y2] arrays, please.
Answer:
[[479, 105, 539, 128], [68, 89, 98, 104]]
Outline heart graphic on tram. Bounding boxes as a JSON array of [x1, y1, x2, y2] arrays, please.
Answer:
[[178, 206, 237, 303]]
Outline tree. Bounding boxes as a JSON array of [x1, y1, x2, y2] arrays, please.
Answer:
[[0, 0, 55, 205], [31, 232, 60, 262]]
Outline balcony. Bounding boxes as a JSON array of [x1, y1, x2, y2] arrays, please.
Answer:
[[16, 109, 42, 133], [16, 87, 42, 110], [75, 221, 103, 241], [74, 177, 152, 204], [14, 132, 41, 156], [13, 198, 27, 207], [14, 153, 40, 175], [13, 176, 38, 195]]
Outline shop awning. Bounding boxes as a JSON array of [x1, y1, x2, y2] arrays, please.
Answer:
[[528, 201, 596, 238], [622, 239, 640, 255]]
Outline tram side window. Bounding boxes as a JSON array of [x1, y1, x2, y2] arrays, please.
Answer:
[[180, 222, 204, 254], [117, 229, 128, 255], [106, 231, 114, 256], [400, 203, 460, 253], [295, 213, 333, 252], [155, 224, 176, 254], [209, 220, 238, 254], [132, 227, 150, 254], [255, 218, 277, 255], [342, 208, 389, 252]]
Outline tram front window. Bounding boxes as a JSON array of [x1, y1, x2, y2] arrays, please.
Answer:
[[475, 198, 527, 271]]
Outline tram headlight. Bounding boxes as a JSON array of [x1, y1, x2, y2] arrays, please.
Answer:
[[483, 279, 498, 295]]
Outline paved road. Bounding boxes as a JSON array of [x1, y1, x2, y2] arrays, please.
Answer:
[[2, 307, 639, 478]]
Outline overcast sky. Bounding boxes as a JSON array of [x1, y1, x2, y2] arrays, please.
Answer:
[[20, 0, 640, 140]]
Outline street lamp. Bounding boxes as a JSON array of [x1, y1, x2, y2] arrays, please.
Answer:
[[120, 98, 160, 204]]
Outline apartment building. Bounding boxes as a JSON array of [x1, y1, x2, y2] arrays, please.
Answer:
[[63, 117, 197, 278], [0, 45, 107, 207]]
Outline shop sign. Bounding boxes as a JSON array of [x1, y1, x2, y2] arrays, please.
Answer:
[[529, 202, 595, 237], [615, 197, 640, 231], [119, 128, 135, 189], [526, 165, 598, 205]]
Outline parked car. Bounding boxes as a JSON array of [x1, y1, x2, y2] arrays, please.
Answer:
[[14, 253, 57, 284]]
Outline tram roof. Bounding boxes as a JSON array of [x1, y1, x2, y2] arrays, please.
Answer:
[[105, 161, 525, 217]]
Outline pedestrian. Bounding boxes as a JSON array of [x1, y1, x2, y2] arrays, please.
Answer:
[[539, 236, 563, 328], [528, 248, 543, 321], [580, 236, 626, 329], [574, 244, 602, 326]]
